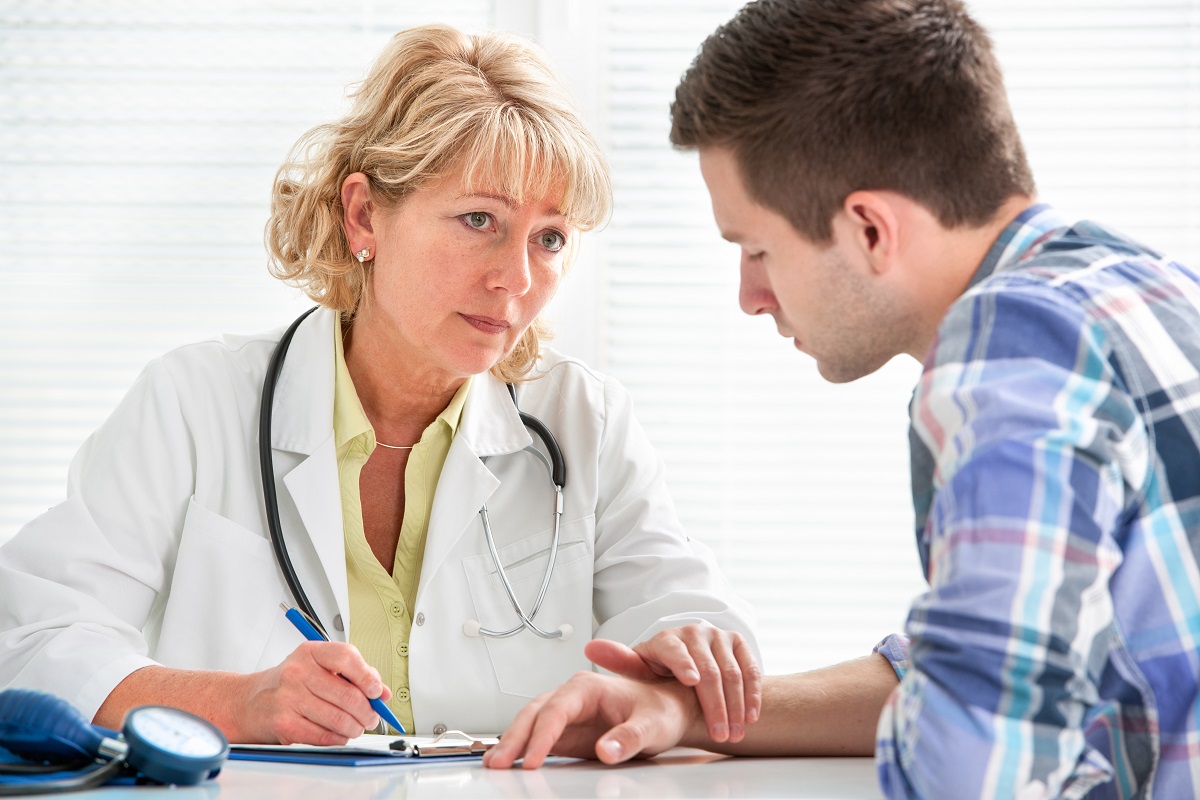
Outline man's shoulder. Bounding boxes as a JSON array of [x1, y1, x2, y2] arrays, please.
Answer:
[[980, 219, 1179, 300]]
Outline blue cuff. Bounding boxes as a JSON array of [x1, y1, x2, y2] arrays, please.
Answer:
[[873, 633, 910, 681]]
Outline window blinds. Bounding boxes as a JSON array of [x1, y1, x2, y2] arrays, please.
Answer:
[[0, 1, 494, 542], [596, 0, 1200, 672]]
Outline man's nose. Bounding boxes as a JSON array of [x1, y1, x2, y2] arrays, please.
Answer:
[[738, 253, 776, 316]]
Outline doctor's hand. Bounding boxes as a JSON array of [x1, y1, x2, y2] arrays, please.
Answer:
[[239, 641, 391, 745], [483, 672, 700, 769], [586, 625, 761, 744]]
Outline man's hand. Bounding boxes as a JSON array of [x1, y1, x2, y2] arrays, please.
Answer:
[[238, 641, 390, 744], [586, 624, 761, 743], [483, 671, 701, 769]]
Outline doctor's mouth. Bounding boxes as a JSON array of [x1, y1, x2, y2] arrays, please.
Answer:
[[460, 314, 511, 335]]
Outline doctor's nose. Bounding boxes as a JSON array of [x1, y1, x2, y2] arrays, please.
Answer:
[[489, 239, 533, 296], [738, 252, 777, 317]]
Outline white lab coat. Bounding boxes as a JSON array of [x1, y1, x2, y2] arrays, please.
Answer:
[[0, 308, 757, 734]]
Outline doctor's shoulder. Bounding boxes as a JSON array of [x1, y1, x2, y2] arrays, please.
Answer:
[[524, 347, 637, 419], [136, 328, 280, 424]]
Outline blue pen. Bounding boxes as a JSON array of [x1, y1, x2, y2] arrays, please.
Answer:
[[280, 603, 407, 735]]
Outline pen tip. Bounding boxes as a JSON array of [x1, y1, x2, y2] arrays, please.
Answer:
[[279, 602, 289, 611]]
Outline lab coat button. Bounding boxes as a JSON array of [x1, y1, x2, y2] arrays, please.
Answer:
[[333, 614, 344, 632], [415, 612, 425, 626], [396, 642, 408, 657], [432, 723, 447, 735]]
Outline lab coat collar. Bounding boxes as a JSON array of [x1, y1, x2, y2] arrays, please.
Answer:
[[412, 358, 536, 604], [263, 305, 538, 621], [269, 306, 336, 456], [458, 371, 534, 459], [268, 306, 535, 458]]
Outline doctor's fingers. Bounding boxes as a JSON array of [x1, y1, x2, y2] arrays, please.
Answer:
[[249, 671, 376, 745], [300, 641, 389, 703], [671, 626, 754, 743], [274, 705, 366, 746], [275, 642, 386, 732], [303, 668, 385, 734], [733, 634, 763, 727]]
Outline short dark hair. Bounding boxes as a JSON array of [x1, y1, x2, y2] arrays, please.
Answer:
[[671, 0, 1035, 242]]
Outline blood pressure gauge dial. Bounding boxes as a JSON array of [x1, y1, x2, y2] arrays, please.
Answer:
[[121, 706, 229, 786]]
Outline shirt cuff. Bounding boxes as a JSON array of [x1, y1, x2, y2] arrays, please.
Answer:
[[873, 633, 910, 681]]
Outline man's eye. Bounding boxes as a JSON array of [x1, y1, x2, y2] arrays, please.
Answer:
[[539, 231, 565, 252]]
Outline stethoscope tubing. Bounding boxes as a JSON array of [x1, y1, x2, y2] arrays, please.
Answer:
[[258, 306, 327, 639], [475, 457, 566, 639]]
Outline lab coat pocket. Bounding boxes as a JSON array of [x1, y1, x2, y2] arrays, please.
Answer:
[[461, 515, 595, 698], [155, 497, 282, 672]]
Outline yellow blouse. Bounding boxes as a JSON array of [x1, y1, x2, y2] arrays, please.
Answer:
[[332, 320, 468, 733]]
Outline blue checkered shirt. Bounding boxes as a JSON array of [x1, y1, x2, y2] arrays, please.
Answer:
[[874, 205, 1200, 798]]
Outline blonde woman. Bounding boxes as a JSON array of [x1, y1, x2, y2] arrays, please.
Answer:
[[0, 25, 759, 745]]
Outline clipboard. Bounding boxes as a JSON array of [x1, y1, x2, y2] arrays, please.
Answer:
[[228, 731, 499, 767], [390, 730, 499, 758]]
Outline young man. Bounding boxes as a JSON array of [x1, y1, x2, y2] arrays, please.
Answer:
[[483, 1, 1200, 797]]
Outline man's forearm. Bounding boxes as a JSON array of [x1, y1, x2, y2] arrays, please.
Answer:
[[683, 653, 898, 756]]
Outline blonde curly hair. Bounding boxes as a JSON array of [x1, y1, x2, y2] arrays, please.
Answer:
[[266, 24, 612, 382]]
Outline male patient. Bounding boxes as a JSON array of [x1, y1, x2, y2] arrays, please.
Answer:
[[484, 0, 1200, 796]]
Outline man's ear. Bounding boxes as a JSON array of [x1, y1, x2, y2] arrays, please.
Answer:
[[840, 191, 900, 276], [341, 172, 375, 251]]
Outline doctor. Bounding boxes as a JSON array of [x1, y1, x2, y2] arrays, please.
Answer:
[[0, 24, 759, 745]]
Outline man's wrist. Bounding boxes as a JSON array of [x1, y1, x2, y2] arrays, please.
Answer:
[[664, 681, 709, 749]]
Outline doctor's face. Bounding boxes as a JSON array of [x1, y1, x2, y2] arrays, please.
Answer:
[[698, 147, 899, 384], [365, 169, 573, 381]]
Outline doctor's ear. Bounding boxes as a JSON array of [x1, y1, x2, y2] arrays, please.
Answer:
[[837, 191, 900, 275], [341, 172, 376, 247]]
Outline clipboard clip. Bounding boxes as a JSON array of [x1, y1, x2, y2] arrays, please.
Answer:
[[389, 730, 499, 758]]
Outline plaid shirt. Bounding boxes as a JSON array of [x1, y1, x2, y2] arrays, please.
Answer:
[[874, 205, 1200, 798]]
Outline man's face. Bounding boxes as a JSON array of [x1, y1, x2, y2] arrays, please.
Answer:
[[698, 147, 904, 383]]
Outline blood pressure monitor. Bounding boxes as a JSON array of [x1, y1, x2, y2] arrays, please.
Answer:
[[121, 705, 229, 785], [0, 689, 228, 794]]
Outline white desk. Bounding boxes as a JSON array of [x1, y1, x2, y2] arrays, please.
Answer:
[[70, 750, 880, 799]]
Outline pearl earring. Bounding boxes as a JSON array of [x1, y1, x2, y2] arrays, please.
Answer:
[[355, 248, 371, 263]]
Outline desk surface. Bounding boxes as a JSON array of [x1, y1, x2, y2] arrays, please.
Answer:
[[68, 749, 880, 799]]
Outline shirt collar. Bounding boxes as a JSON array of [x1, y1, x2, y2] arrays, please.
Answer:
[[964, 203, 1068, 292]]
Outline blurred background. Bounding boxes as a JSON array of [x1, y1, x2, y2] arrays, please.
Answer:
[[1, 0, 1197, 674]]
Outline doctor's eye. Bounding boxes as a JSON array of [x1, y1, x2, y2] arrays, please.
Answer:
[[463, 212, 492, 230], [537, 230, 566, 252]]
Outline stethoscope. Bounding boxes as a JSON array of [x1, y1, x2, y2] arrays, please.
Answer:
[[258, 307, 573, 646]]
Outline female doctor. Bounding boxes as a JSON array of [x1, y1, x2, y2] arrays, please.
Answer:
[[0, 25, 760, 745]]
